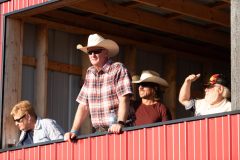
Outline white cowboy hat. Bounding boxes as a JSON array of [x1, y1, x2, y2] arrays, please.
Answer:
[[76, 33, 119, 57], [132, 70, 169, 87]]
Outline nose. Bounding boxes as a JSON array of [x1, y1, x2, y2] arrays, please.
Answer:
[[205, 88, 209, 92], [15, 121, 20, 126]]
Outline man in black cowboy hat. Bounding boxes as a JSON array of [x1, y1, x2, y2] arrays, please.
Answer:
[[132, 70, 170, 125], [64, 34, 133, 141], [179, 74, 231, 116]]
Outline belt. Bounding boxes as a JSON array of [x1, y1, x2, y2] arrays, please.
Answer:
[[94, 126, 109, 132]]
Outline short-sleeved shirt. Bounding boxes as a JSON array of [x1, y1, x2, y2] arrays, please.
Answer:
[[185, 98, 231, 116], [17, 117, 64, 146], [134, 102, 169, 126], [76, 60, 133, 128]]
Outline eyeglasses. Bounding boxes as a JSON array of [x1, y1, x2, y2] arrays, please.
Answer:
[[14, 114, 26, 123], [139, 82, 156, 88], [205, 84, 220, 89], [87, 49, 104, 55]]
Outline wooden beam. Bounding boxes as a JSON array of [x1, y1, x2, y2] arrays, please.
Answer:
[[133, 0, 230, 27], [23, 15, 229, 60], [30, 10, 229, 57], [34, 25, 48, 117], [163, 54, 177, 119], [166, 13, 183, 20], [70, 0, 229, 47], [48, 60, 82, 76], [222, 0, 230, 3], [22, 56, 36, 67], [124, 45, 137, 74], [3, 18, 23, 148], [22, 56, 82, 76], [211, 1, 230, 9]]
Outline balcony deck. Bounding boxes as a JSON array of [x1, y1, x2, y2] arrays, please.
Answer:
[[0, 111, 239, 160]]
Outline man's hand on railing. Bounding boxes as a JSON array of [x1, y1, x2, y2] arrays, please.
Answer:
[[64, 130, 78, 141], [108, 123, 123, 134]]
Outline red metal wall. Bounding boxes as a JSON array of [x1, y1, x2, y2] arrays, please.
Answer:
[[0, 113, 239, 160]]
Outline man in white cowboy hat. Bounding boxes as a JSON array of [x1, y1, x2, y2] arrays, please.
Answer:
[[132, 70, 170, 126], [179, 73, 231, 116], [64, 33, 133, 141]]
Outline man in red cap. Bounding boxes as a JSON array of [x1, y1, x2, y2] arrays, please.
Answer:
[[179, 73, 231, 116]]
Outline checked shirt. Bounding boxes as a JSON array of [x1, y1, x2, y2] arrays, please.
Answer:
[[76, 60, 133, 128]]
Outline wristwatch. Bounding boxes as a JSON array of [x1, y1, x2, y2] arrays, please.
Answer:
[[117, 121, 125, 126]]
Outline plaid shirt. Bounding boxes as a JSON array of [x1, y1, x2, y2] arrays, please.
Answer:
[[76, 60, 133, 128]]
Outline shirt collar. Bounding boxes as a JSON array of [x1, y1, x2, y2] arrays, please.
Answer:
[[89, 59, 113, 75], [34, 117, 42, 130]]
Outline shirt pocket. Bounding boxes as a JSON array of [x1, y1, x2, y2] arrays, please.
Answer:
[[34, 130, 49, 142]]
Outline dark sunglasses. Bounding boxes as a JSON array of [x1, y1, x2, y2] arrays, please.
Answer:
[[139, 82, 156, 88], [14, 114, 26, 123], [87, 49, 104, 55]]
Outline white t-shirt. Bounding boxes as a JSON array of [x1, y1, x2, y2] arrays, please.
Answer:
[[185, 98, 231, 116]]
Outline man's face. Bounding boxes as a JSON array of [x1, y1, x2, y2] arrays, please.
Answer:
[[204, 84, 222, 105], [13, 114, 29, 131], [87, 47, 108, 68], [138, 82, 156, 99]]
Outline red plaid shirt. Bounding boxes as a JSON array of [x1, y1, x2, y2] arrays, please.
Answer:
[[76, 60, 133, 128]]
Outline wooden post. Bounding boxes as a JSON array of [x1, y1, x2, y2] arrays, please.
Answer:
[[34, 25, 48, 117], [231, 0, 240, 110], [124, 45, 137, 75], [79, 36, 92, 134], [124, 45, 138, 100], [163, 54, 176, 119], [3, 18, 23, 148]]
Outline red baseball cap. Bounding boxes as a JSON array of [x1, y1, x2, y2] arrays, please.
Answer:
[[204, 74, 229, 88]]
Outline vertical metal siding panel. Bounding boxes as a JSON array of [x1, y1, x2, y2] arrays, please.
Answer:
[[49, 143, 57, 160], [199, 119, 208, 160], [129, 129, 145, 160], [127, 130, 135, 160], [178, 123, 186, 160], [113, 133, 124, 160], [146, 127, 156, 160], [99, 135, 107, 160], [91, 136, 98, 160], [221, 116, 230, 160], [215, 117, 222, 160], [166, 124, 173, 160], [56, 142, 65, 160], [158, 125, 167, 160], [231, 114, 240, 160], [173, 124, 179, 160], [208, 118, 218, 160], [119, 132, 127, 160], [194, 121, 201, 160], [187, 121, 195, 160], [85, 138, 91, 160]]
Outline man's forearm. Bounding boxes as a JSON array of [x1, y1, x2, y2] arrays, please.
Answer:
[[179, 80, 192, 106], [71, 104, 89, 131], [117, 95, 130, 122]]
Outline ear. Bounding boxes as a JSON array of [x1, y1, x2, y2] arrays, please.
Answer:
[[25, 113, 31, 120], [218, 85, 224, 94]]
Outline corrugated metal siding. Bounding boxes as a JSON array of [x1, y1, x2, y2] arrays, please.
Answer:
[[0, 114, 239, 160], [1, 0, 48, 14]]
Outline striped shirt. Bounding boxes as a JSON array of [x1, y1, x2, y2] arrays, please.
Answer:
[[76, 60, 133, 128]]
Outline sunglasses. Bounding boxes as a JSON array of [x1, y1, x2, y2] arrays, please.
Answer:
[[87, 49, 104, 55], [139, 82, 156, 88], [14, 114, 26, 123]]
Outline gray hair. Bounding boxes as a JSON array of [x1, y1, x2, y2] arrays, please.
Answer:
[[222, 86, 231, 99]]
